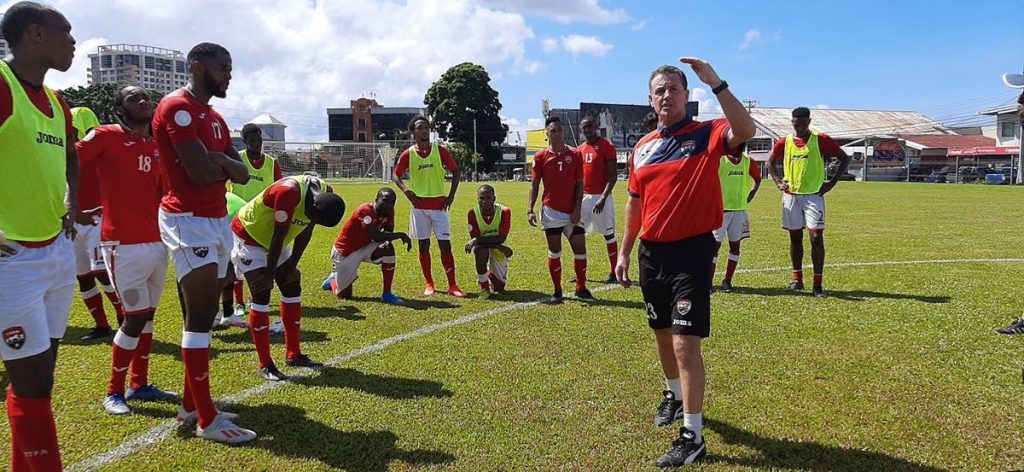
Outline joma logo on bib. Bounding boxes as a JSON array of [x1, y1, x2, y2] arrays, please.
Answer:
[[417, 163, 435, 171], [35, 132, 64, 147]]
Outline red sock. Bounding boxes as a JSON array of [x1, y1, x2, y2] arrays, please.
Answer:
[[792, 270, 803, 282], [488, 272, 506, 292], [381, 261, 396, 292], [477, 273, 490, 291], [418, 251, 434, 285], [725, 251, 740, 282], [606, 240, 618, 274], [813, 273, 823, 286], [108, 330, 139, 395], [130, 320, 154, 390], [280, 299, 302, 360], [181, 332, 216, 429], [103, 285, 125, 325], [710, 257, 718, 283], [248, 308, 273, 369], [573, 256, 587, 291], [181, 371, 195, 413], [7, 386, 62, 471], [233, 281, 245, 305], [547, 256, 562, 293], [441, 252, 457, 287], [83, 288, 110, 329]]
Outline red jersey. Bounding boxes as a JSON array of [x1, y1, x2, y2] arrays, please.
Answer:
[[531, 146, 582, 214], [578, 137, 617, 195], [393, 144, 459, 210], [628, 117, 731, 242], [153, 88, 234, 217], [0, 74, 75, 136], [334, 203, 394, 257], [77, 160, 103, 211], [76, 125, 162, 244], [467, 206, 512, 238], [768, 132, 843, 161], [231, 179, 303, 246]]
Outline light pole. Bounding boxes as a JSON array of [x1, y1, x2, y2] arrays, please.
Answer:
[[473, 117, 478, 182]]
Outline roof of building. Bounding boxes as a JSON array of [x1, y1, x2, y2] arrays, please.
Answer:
[[750, 107, 951, 140], [901, 134, 995, 151], [249, 113, 286, 127], [978, 105, 1017, 116]]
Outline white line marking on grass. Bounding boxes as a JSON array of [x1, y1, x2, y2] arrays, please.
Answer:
[[68, 257, 1024, 471]]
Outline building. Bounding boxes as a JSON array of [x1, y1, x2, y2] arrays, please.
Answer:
[[87, 44, 188, 94], [0, 14, 8, 58], [229, 113, 287, 152], [977, 104, 1021, 148], [326, 97, 423, 146]]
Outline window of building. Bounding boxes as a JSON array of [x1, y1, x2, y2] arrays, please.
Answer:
[[747, 137, 773, 153], [357, 132, 366, 142], [102, 55, 113, 68], [1001, 121, 1017, 138], [145, 56, 155, 69], [357, 118, 366, 128]]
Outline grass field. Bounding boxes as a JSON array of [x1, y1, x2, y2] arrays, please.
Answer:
[[3, 181, 1024, 471]]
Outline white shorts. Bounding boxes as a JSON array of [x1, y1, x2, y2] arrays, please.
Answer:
[[782, 194, 826, 231], [158, 210, 233, 282], [713, 211, 751, 242], [231, 236, 293, 276], [331, 244, 386, 292], [484, 249, 509, 283], [0, 236, 75, 360], [580, 194, 616, 236], [541, 205, 582, 236], [101, 241, 168, 315], [409, 208, 451, 240], [74, 217, 105, 276]]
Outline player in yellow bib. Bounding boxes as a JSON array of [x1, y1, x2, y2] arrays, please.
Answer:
[[0, 3, 80, 470], [230, 175, 345, 381], [464, 185, 513, 299], [767, 107, 850, 297], [711, 144, 760, 292]]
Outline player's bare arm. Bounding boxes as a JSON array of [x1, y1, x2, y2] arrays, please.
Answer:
[[595, 157, 617, 213], [818, 147, 851, 196], [570, 180, 583, 225], [679, 57, 755, 150], [527, 177, 541, 227], [64, 133, 81, 238], [391, 168, 420, 207], [444, 168, 461, 212], [173, 139, 229, 185], [748, 167, 762, 203], [211, 146, 249, 184], [767, 146, 788, 192]]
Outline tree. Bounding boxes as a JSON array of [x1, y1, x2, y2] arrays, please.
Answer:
[[59, 83, 165, 124], [424, 62, 506, 173], [447, 142, 482, 175]]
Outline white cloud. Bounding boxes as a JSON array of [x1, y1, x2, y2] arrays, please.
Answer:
[[527, 118, 545, 128], [631, 18, 650, 31], [560, 35, 613, 57], [40, 0, 540, 141], [815, 104, 831, 109], [690, 87, 722, 115], [476, 0, 630, 24], [541, 36, 559, 53], [738, 28, 781, 51]]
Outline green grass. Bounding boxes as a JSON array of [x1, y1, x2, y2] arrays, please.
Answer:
[[3, 182, 1024, 471]]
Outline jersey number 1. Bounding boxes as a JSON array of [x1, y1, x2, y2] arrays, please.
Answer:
[[137, 155, 152, 172]]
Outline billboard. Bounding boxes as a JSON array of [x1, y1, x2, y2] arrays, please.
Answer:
[[578, 102, 699, 150]]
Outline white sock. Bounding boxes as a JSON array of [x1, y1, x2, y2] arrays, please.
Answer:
[[682, 412, 703, 443], [665, 378, 682, 399]]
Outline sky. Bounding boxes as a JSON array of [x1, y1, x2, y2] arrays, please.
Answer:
[[12, 0, 1024, 143]]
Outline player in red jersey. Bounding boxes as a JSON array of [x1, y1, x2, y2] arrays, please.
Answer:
[[153, 42, 256, 444], [326, 188, 412, 304], [77, 85, 180, 415], [465, 185, 513, 299], [0, 3, 79, 470], [528, 116, 593, 304], [616, 60, 755, 468], [577, 115, 619, 284], [392, 116, 466, 298]]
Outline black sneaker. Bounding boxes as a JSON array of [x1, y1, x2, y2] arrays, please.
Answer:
[[998, 317, 1024, 335], [787, 280, 804, 291], [81, 326, 113, 341], [604, 273, 618, 284], [812, 285, 826, 298], [655, 428, 707, 468], [721, 280, 733, 293], [285, 354, 324, 368], [257, 364, 289, 381], [574, 288, 596, 301], [545, 292, 564, 304], [653, 390, 682, 427]]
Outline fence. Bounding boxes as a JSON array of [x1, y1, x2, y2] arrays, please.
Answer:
[[260, 141, 396, 182]]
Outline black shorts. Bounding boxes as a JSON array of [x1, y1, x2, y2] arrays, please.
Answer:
[[638, 232, 715, 337]]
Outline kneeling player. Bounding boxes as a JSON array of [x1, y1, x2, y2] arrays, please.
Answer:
[[711, 143, 760, 292], [78, 86, 179, 415], [231, 175, 345, 381], [465, 185, 512, 299], [325, 188, 412, 304]]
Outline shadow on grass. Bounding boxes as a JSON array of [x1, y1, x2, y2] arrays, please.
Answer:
[[706, 419, 944, 471], [301, 305, 366, 321], [725, 286, 949, 303], [60, 325, 114, 347], [292, 366, 453, 399], [213, 329, 330, 346], [493, 289, 551, 301], [581, 297, 644, 310], [241, 403, 455, 471], [396, 299, 461, 311]]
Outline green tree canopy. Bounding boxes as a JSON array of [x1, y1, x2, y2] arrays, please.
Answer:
[[424, 62, 506, 172], [59, 83, 165, 125]]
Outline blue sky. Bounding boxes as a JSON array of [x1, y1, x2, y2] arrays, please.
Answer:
[[35, 0, 1024, 142]]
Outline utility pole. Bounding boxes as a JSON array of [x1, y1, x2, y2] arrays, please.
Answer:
[[741, 99, 758, 112]]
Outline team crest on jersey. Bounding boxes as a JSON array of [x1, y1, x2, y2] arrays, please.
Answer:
[[3, 327, 26, 350], [679, 140, 696, 157], [192, 247, 209, 258], [563, 155, 573, 164], [675, 298, 692, 316]]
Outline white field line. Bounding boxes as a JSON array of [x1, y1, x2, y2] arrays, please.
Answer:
[[67, 257, 1023, 471]]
